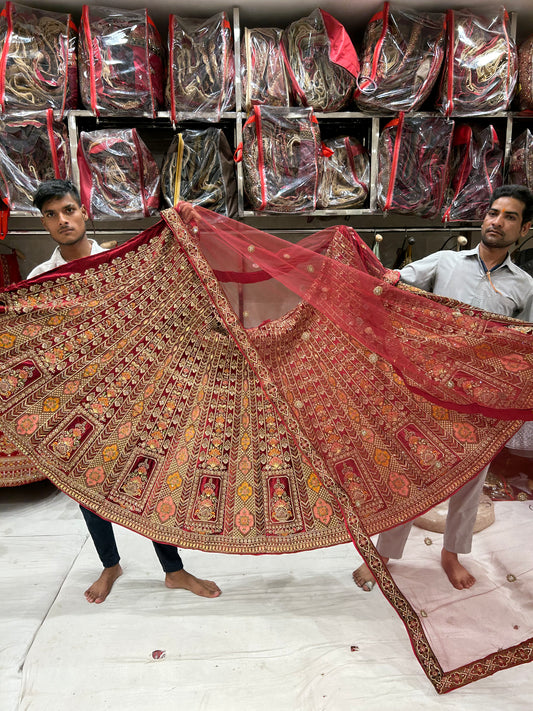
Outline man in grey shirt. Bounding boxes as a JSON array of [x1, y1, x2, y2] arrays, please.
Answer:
[[354, 184, 533, 592]]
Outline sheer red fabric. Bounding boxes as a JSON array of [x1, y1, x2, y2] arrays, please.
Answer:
[[184, 206, 533, 420]]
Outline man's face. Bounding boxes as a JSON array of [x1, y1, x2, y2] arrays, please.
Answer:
[[40, 194, 88, 247], [480, 196, 531, 250]]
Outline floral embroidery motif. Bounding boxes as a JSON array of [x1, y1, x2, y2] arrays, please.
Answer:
[[0, 360, 41, 400], [16, 413, 39, 435], [0, 332, 16, 349], [0, 365, 36, 399], [167, 471, 183, 490], [388, 471, 410, 497], [102, 444, 119, 462], [397, 425, 443, 468], [238, 481, 253, 501], [86, 466, 105, 487], [235, 507, 254, 535], [193, 476, 220, 522], [156, 495, 176, 523], [269, 477, 294, 523], [313, 498, 333, 525], [336, 460, 371, 506], [452, 422, 478, 444], [49, 419, 92, 461], [120, 459, 150, 497]]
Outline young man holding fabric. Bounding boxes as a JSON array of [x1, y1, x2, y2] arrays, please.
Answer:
[[30, 179, 221, 604], [353, 184, 533, 592]]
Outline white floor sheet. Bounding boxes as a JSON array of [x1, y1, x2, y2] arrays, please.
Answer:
[[2, 481, 532, 710]]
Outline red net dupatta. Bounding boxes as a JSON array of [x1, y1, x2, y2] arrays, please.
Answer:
[[0, 206, 532, 690]]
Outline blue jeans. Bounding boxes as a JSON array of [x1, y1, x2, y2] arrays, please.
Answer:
[[79, 505, 183, 573]]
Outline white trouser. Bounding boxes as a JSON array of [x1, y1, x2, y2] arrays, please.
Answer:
[[376, 465, 489, 558]]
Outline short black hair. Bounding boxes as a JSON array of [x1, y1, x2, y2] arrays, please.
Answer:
[[489, 184, 533, 224], [33, 179, 81, 213]]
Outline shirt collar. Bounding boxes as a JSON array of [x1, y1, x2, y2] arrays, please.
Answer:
[[468, 243, 515, 272]]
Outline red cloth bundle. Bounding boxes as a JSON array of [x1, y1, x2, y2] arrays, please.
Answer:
[[161, 127, 237, 217], [377, 113, 454, 218], [509, 128, 533, 189], [0, 250, 20, 285], [0, 110, 71, 214], [355, 2, 445, 114], [442, 124, 503, 222], [77, 128, 160, 220], [238, 105, 322, 213], [281, 9, 359, 112], [0, 1, 77, 115], [317, 135, 369, 209], [437, 8, 517, 116], [518, 35, 533, 110], [241, 27, 290, 111], [79, 5, 164, 117], [166, 12, 235, 121]]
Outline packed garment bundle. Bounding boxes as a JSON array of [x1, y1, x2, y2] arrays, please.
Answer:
[[442, 124, 503, 222], [78, 4, 165, 117], [77, 127, 160, 219], [281, 9, 359, 112], [0, 111, 71, 213], [240, 26, 290, 111], [0, 1, 78, 114], [437, 7, 517, 116], [509, 128, 533, 190], [161, 127, 237, 216], [166, 11, 235, 121], [355, 2, 446, 113]]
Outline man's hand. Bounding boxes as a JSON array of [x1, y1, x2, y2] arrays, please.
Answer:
[[177, 201, 199, 223]]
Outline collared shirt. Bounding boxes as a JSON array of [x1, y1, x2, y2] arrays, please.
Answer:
[[399, 244, 533, 322], [27, 240, 107, 279]]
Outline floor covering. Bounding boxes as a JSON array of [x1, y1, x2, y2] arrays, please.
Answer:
[[1, 480, 532, 711]]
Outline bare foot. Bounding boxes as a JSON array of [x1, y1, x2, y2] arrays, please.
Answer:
[[441, 549, 476, 589], [84, 564, 123, 603], [165, 569, 221, 598], [352, 559, 388, 591]]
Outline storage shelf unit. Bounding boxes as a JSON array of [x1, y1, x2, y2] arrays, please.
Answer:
[[6, 7, 531, 255]]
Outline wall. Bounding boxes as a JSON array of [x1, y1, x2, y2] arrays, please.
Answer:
[[29, 0, 533, 41]]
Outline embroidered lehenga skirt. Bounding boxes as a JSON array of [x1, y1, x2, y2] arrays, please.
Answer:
[[0, 206, 531, 690]]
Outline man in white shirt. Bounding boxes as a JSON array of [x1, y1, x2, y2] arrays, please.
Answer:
[[353, 184, 533, 592], [30, 179, 221, 603]]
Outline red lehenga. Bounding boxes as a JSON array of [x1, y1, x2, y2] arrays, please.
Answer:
[[0, 206, 532, 690]]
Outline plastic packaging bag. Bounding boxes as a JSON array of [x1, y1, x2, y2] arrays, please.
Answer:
[[355, 2, 445, 113], [517, 35, 533, 110], [0, 111, 71, 213], [509, 129, 533, 189], [317, 136, 369, 209], [161, 128, 237, 217], [241, 27, 290, 111], [237, 106, 322, 213], [166, 12, 235, 121], [281, 9, 359, 112], [77, 128, 160, 219], [79, 5, 164, 117], [377, 113, 454, 218], [0, 1, 77, 114], [442, 124, 503, 222], [437, 8, 517, 116]]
